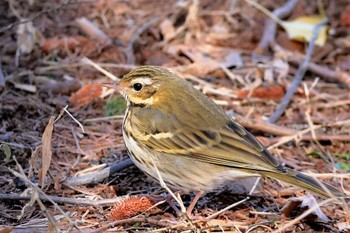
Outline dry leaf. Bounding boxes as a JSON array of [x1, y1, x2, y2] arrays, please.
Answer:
[[0, 226, 14, 233], [297, 194, 330, 222], [69, 83, 102, 108], [41, 36, 88, 53], [340, 5, 350, 27], [17, 21, 43, 54], [237, 85, 285, 100], [281, 16, 327, 46], [177, 60, 220, 77], [40, 116, 55, 188], [283, 194, 330, 222]]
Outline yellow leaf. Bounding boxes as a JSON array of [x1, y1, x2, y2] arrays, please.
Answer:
[[40, 116, 55, 187], [281, 16, 327, 46]]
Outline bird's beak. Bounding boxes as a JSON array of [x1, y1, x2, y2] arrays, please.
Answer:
[[102, 82, 122, 91]]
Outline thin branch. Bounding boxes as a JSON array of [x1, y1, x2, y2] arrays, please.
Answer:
[[287, 55, 350, 88], [65, 159, 134, 186], [0, 193, 128, 207], [90, 217, 173, 233], [81, 57, 119, 81], [63, 105, 85, 133], [232, 114, 350, 143], [232, 114, 296, 136], [268, 118, 350, 149], [268, 17, 329, 123], [0, 59, 5, 91], [125, 17, 160, 64], [255, 0, 299, 53], [8, 167, 82, 232], [244, 0, 285, 26]]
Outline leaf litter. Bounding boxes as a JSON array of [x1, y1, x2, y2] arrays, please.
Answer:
[[0, 0, 350, 232]]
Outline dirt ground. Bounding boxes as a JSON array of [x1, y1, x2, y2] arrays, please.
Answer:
[[0, 0, 350, 232]]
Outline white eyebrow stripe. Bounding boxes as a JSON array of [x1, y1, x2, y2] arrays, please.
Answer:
[[131, 77, 153, 85]]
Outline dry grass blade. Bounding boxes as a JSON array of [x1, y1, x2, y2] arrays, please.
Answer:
[[76, 17, 110, 42], [63, 105, 85, 133], [40, 116, 55, 188], [268, 118, 350, 149], [152, 161, 186, 214], [81, 57, 119, 81]]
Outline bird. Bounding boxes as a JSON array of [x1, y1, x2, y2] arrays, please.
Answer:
[[103, 66, 344, 214]]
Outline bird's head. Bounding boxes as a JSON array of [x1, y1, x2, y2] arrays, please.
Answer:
[[103, 66, 183, 107], [103, 65, 230, 129]]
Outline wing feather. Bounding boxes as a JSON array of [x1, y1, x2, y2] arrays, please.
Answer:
[[128, 107, 283, 172]]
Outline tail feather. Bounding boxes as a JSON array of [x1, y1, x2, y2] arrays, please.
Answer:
[[260, 171, 345, 198]]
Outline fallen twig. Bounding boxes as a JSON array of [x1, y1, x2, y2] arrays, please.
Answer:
[[233, 114, 296, 136], [63, 105, 85, 133], [90, 216, 173, 233], [9, 158, 83, 232], [266, 134, 350, 145], [0, 59, 5, 91], [232, 114, 350, 143], [65, 159, 134, 186], [287, 55, 350, 88], [0, 193, 128, 207], [125, 17, 160, 64], [76, 17, 110, 43], [255, 0, 299, 54], [81, 57, 119, 81], [268, 118, 350, 149], [268, 17, 329, 123]]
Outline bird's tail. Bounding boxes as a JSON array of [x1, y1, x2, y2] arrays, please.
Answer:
[[260, 170, 345, 198]]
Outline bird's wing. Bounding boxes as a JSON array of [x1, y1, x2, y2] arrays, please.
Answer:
[[129, 108, 284, 172]]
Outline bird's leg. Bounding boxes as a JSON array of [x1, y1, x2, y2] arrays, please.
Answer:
[[162, 190, 204, 218], [147, 192, 184, 216], [205, 177, 261, 220], [186, 190, 204, 217]]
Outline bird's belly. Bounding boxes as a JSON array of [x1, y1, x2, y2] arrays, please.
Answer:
[[123, 133, 255, 192]]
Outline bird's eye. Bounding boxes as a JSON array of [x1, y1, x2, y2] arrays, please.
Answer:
[[132, 83, 143, 91]]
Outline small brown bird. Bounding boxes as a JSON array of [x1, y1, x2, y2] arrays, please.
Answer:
[[104, 66, 343, 211]]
